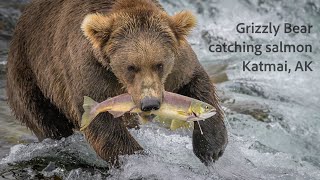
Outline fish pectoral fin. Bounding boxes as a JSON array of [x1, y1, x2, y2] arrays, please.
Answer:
[[170, 119, 193, 131], [108, 111, 125, 118]]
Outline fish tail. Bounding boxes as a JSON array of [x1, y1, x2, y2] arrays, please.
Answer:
[[80, 96, 98, 131]]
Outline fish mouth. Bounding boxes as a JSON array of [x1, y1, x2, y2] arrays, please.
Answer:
[[198, 111, 216, 119]]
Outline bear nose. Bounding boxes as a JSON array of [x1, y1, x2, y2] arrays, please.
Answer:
[[141, 97, 160, 112]]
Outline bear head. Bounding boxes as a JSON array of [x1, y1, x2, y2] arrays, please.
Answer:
[[81, 1, 196, 112]]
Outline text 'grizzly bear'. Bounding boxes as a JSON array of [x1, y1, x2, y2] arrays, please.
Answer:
[[7, 0, 227, 166]]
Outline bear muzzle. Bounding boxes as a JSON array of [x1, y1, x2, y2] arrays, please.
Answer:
[[140, 97, 160, 112]]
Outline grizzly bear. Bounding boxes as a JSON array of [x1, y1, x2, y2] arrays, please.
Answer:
[[6, 0, 227, 165]]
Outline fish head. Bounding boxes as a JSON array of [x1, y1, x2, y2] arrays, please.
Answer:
[[191, 101, 216, 120]]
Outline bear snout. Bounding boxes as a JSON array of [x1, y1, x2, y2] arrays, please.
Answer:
[[140, 97, 160, 112]]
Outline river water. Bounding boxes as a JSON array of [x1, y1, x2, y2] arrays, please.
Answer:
[[0, 0, 319, 179]]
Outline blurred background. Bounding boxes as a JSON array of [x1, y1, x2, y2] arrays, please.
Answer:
[[0, 0, 319, 179]]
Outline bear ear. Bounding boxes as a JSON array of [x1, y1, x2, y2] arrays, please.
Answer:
[[170, 11, 197, 41], [81, 13, 114, 49]]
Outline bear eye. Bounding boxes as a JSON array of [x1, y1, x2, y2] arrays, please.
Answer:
[[127, 65, 139, 73], [155, 63, 163, 72]]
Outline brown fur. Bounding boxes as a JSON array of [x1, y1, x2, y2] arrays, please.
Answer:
[[7, 0, 227, 166]]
